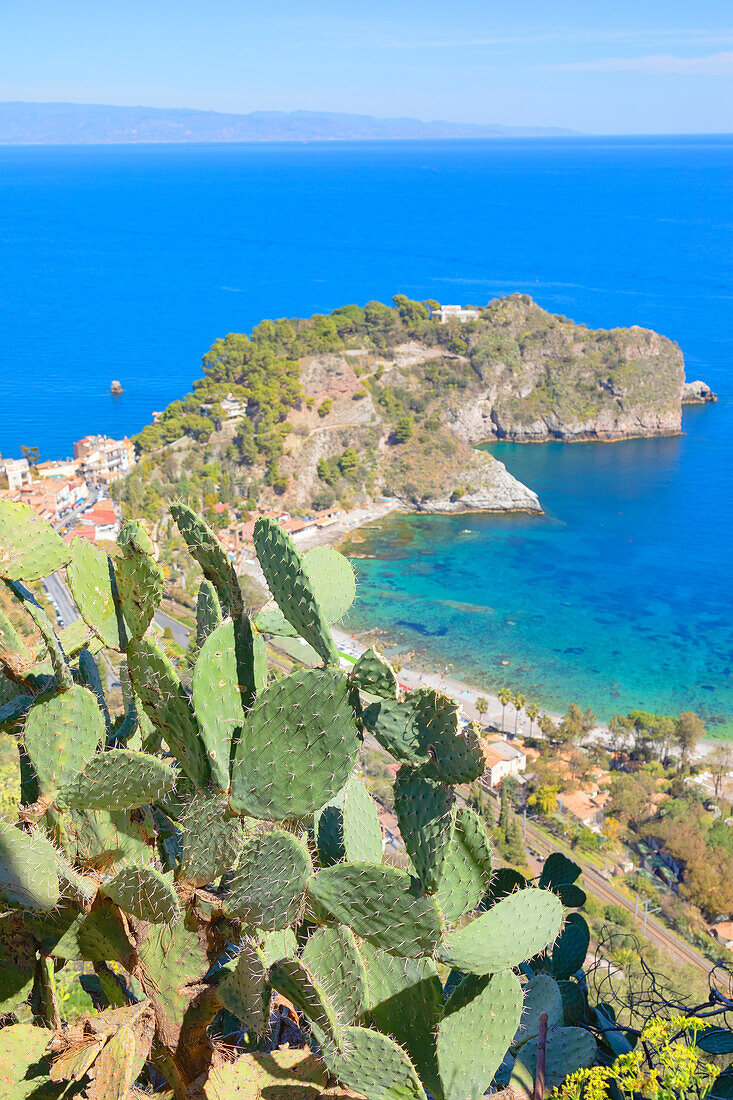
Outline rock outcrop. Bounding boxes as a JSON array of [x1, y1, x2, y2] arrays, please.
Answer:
[[682, 380, 717, 404]]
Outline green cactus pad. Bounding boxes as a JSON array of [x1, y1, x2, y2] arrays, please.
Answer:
[[253, 517, 338, 666], [257, 927, 298, 968], [481, 866, 527, 906], [23, 684, 103, 795], [436, 806, 493, 922], [225, 828, 312, 929], [0, 822, 59, 910], [538, 851, 582, 891], [170, 502, 243, 618], [57, 618, 102, 660], [178, 791, 246, 886], [0, 1021, 56, 1099], [127, 637, 210, 789], [437, 887, 563, 974], [322, 1025, 425, 1100], [438, 970, 523, 1100], [0, 499, 71, 581], [269, 957, 343, 1046], [308, 863, 443, 958], [67, 538, 127, 650], [301, 925, 367, 1024], [358, 940, 443, 1097], [102, 865, 181, 924], [515, 974, 564, 1045], [230, 667, 359, 820], [394, 768, 454, 893], [136, 915, 210, 1033], [217, 940, 270, 1036], [192, 619, 245, 791], [114, 539, 164, 641], [5, 579, 74, 692], [361, 697, 426, 765], [412, 691, 486, 784], [77, 648, 111, 732], [56, 748, 177, 811], [350, 645, 399, 699], [558, 979, 586, 1025], [303, 545, 356, 620], [552, 915, 590, 980], [70, 806, 154, 869], [196, 578, 223, 648], [510, 1025, 597, 1098], [254, 598, 299, 638], [0, 932, 36, 1016], [314, 774, 383, 866]]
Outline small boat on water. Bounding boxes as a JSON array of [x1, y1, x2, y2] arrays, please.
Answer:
[[459, 528, 474, 534], [110, 379, 124, 394]]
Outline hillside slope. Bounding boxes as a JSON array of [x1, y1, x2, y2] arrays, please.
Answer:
[[124, 295, 692, 518]]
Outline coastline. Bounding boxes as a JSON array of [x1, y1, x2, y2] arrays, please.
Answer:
[[235, 506, 727, 755]]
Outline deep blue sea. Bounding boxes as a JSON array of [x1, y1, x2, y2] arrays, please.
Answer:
[[0, 138, 731, 732]]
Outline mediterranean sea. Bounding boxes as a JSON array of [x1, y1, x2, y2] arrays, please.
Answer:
[[0, 137, 730, 732]]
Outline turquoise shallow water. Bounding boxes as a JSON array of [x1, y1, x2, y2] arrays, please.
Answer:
[[341, 406, 733, 736]]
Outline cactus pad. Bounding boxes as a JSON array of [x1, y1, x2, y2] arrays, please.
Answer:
[[102, 865, 181, 924], [394, 768, 454, 893], [170, 503, 243, 618], [230, 668, 359, 820], [314, 774, 383, 866], [178, 791, 246, 886], [361, 697, 426, 765], [225, 828, 312, 929], [322, 1025, 425, 1100], [438, 970, 523, 1100], [350, 645, 399, 699], [114, 541, 164, 641], [436, 806, 493, 922], [0, 823, 59, 910], [301, 924, 367, 1024], [196, 578, 223, 648], [412, 691, 486, 784], [67, 538, 127, 650], [515, 974, 564, 1044], [253, 517, 338, 666], [127, 637, 210, 789], [551, 915, 590, 979], [358, 941, 443, 1096], [510, 1025, 597, 1098], [0, 499, 71, 581], [217, 940, 270, 1036], [56, 748, 177, 810], [23, 684, 103, 795], [192, 619, 245, 791], [308, 863, 443, 958], [438, 887, 563, 974], [0, 1022, 55, 1098], [269, 957, 342, 1046]]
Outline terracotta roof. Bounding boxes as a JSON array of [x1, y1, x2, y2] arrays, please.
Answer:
[[63, 527, 96, 544]]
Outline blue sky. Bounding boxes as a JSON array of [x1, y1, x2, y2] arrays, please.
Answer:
[[1, 0, 731, 132]]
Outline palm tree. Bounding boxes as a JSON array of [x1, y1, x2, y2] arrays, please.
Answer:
[[526, 701, 540, 738], [497, 688, 512, 734], [475, 696, 488, 722], [513, 693, 526, 736]]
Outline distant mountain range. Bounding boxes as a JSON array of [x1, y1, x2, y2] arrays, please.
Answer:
[[0, 102, 577, 144]]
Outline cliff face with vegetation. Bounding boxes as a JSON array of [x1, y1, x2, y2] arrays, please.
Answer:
[[123, 295, 691, 519]]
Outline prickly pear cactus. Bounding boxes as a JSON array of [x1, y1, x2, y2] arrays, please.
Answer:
[[0, 501, 579, 1100]]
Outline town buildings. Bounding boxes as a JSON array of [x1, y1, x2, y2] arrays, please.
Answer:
[[73, 435, 136, 484], [0, 457, 30, 491]]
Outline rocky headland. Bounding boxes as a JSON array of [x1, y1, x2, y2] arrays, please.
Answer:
[[131, 294, 712, 516]]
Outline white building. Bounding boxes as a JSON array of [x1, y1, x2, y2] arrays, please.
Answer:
[[483, 740, 527, 788], [0, 457, 30, 491], [431, 304, 481, 324]]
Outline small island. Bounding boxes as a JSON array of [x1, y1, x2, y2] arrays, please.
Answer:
[[126, 294, 712, 518]]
